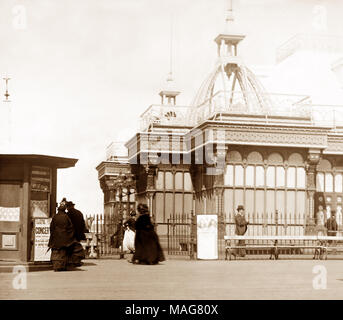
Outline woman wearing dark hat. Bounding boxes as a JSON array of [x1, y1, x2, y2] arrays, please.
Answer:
[[130, 203, 165, 265], [48, 199, 85, 271], [234, 205, 249, 258]]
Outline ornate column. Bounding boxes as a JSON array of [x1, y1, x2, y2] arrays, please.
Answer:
[[305, 149, 321, 234], [145, 164, 157, 219], [214, 144, 227, 240], [101, 177, 117, 218]]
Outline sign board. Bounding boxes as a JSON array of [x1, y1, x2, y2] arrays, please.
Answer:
[[197, 215, 218, 260], [31, 166, 51, 192], [34, 218, 51, 261]]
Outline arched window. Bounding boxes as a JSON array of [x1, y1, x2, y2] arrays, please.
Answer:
[[155, 171, 164, 190], [316, 173, 324, 192], [235, 165, 244, 186], [287, 167, 296, 188], [266, 167, 275, 187], [276, 167, 285, 187], [224, 165, 234, 186], [245, 166, 254, 187], [256, 166, 264, 187], [296, 167, 306, 188], [325, 173, 333, 192], [335, 174, 343, 193]]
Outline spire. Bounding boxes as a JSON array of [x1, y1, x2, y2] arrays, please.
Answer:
[[214, 0, 245, 61], [224, 0, 234, 33], [159, 14, 180, 105]]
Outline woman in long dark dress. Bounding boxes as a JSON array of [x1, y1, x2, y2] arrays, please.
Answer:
[[48, 201, 85, 271], [131, 204, 165, 265]]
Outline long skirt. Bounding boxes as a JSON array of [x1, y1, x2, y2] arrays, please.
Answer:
[[51, 242, 85, 271], [132, 229, 165, 265]]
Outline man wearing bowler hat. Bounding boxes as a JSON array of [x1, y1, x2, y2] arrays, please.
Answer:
[[234, 205, 249, 257], [66, 201, 87, 242]]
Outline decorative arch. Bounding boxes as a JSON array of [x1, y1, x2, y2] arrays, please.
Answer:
[[268, 153, 283, 165], [288, 153, 304, 166], [317, 159, 332, 171], [247, 151, 263, 164], [227, 150, 242, 163]]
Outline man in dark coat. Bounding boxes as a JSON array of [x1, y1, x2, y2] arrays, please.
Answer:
[[48, 203, 78, 271], [131, 204, 165, 265], [66, 201, 87, 241], [326, 211, 338, 244], [234, 205, 249, 257]]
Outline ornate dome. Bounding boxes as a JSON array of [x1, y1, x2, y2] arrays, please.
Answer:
[[188, 2, 312, 126]]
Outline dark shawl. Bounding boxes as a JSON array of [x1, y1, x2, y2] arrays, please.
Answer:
[[67, 208, 87, 241], [48, 211, 76, 249]]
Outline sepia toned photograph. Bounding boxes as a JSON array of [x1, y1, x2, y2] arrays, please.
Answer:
[[1, 0, 343, 308]]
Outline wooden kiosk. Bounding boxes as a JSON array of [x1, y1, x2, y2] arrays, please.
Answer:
[[0, 154, 78, 263]]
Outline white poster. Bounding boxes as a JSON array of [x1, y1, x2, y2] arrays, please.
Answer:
[[197, 215, 218, 260], [34, 218, 51, 261]]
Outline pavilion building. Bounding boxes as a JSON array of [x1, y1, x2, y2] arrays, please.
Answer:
[[96, 5, 343, 242]]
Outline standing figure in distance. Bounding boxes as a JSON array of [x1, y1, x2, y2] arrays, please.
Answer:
[[326, 211, 338, 245], [234, 205, 249, 257], [131, 203, 165, 265], [316, 205, 326, 236]]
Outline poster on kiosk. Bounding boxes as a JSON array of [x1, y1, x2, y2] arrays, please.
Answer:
[[197, 215, 218, 260]]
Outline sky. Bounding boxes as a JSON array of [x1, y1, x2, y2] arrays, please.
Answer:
[[0, 0, 342, 215]]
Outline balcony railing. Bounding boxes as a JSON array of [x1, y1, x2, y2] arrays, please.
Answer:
[[140, 91, 343, 131], [140, 104, 192, 131]]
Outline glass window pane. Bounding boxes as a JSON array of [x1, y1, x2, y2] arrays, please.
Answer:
[[335, 174, 343, 193], [175, 194, 183, 214], [287, 167, 296, 188], [235, 165, 244, 186], [325, 173, 333, 192], [246, 166, 254, 187], [276, 167, 285, 187], [175, 172, 183, 190], [155, 171, 164, 190], [337, 205, 342, 226], [256, 166, 264, 187], [155, 193, 164, 223], [224, 165, 234, 186], [165, 172, 173, 190], [165, 193, 173, 219], [317, 173, 324, 192], [266, 167, 275, 188], [184, 194, 193, 214], [296, 167, 306, 189], [184, 172, 192, 191], [224, 189, 234, 220]]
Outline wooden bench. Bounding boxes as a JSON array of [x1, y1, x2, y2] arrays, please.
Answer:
[[224, 235, 334, 260]]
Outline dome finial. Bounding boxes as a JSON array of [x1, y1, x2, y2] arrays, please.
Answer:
[[225, 0, 234, 32]]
